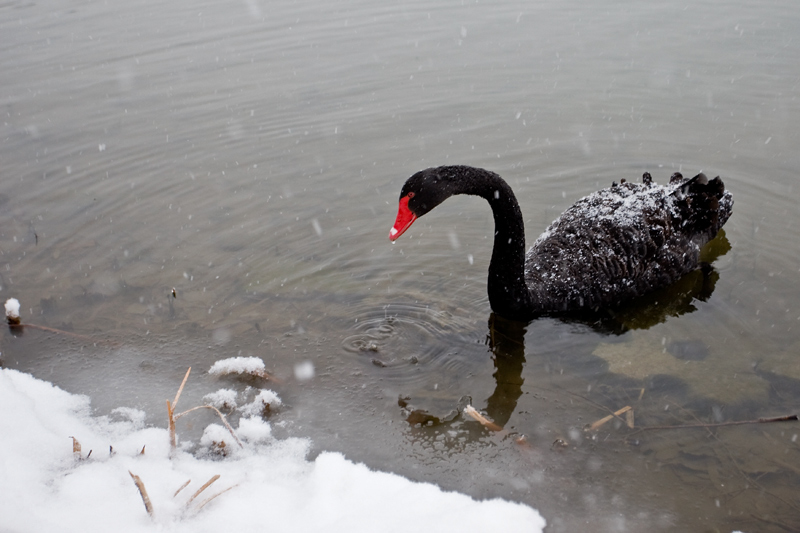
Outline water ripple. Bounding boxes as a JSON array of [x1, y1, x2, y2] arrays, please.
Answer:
[[341, 301, 488, 385]]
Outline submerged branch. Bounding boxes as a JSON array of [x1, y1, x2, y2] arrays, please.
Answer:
[[630, 414, 797, 434], [9, 322, 116, 344], [587, 406, 633, 432]]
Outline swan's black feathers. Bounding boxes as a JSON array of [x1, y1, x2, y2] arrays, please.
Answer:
[[525, 172, 732, 312], [392, 166, 733, 320]]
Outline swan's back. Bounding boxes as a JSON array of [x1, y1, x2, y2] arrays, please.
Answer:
[[525, 172, 733, 312]]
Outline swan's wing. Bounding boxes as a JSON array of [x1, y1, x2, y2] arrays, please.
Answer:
[[525, 182, 699, 312]]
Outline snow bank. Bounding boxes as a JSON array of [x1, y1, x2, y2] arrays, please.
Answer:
[[0, 368, 545, 532]]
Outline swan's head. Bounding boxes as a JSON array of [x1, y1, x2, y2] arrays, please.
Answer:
[[389, 167, 467, 241]]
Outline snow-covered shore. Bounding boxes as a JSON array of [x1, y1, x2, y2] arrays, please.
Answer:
[[0, 367, 545, 532]]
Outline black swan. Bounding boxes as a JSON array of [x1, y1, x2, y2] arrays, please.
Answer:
[[389, 165, 733, 321]]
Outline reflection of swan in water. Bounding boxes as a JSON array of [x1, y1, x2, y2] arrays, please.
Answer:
[[399, 230, 731, 428], [484, 313, 527, 428], [396, 313, 527, 429], [566, 229, 731, 334]]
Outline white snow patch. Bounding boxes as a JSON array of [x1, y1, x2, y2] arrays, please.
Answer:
[[203, 388, 239, 410], [239, 389, 282, 417], [0, 368, 546, 532], [5, 297, 20, 319], [208, 356, 265, 377]]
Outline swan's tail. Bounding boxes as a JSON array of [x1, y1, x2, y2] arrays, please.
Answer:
[[670, 172, 733, 246]]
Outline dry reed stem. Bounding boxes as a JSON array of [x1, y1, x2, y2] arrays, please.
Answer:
[[626, 409, 635, 429], [70, 436, 81, 459], [587, 405, 632, 432], [168, 366, 243, 450], [129, 471, 154, 517], [168, 399, 177, 450], [174, 479, 192, 498], [197, 484, 238, 511], [168, 368, 192, 451], [173, 367, 191, 408], [184, 475, 220, 508], [175, 405, 243, 448]]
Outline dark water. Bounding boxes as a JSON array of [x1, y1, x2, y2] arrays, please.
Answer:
[[3, 0, 800, 530]]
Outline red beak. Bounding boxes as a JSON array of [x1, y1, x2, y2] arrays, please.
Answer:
[[389, 195, 417, 241]]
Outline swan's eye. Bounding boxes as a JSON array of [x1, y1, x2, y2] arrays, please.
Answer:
[[407, 192, 415, 199]]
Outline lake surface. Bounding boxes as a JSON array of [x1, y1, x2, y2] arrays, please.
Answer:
[[3, 0, 800, 530]]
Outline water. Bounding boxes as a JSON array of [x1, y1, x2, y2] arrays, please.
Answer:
[[3, 0, 800, 530]]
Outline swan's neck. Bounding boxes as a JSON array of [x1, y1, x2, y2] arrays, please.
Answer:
[[468, 171, 537, 318]]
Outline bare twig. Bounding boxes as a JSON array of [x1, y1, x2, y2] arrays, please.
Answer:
[[586, 406, 632, 432], [175, 405, 243, 448], [129, 471, 154, 517], [168, 366, 243, 451], [630, 414, 797, 433], [9, 323, 116, 345]]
